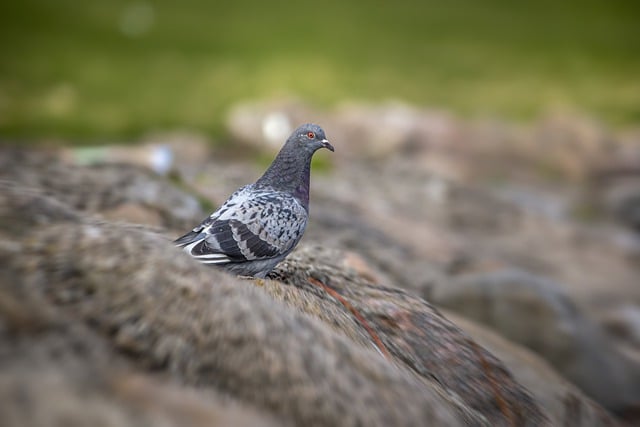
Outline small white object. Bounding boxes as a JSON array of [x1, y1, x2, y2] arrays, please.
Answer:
[[262, 112, 292, 148], [149, 144, 173, 175]]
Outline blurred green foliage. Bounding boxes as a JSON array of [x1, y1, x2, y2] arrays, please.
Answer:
[[0, 0, 638, 141]]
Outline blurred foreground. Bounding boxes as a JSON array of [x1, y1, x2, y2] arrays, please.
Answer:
[[1, 101, 639, 425]]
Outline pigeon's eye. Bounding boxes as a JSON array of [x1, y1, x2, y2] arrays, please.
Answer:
[[306, 131, 315, 139]]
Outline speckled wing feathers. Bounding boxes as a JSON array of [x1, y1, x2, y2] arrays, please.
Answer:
[[175, 185, 308, 266]]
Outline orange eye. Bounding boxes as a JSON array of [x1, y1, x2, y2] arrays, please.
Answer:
[[306, 131, 315, 139]]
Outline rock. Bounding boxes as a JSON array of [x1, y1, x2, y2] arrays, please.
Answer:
[[607, 181, 640, 231], [62, 143, 175, 175], [444, 311, 616, 426], [589, 172, 640, 232], [332, 101, 457, 160], [0, 330, 280, 427], [0, 149, 204, 230], [1, 143, 627, 425], [1, 184, 481, 427], [431, 268, 640, 412], [599, 304, 640, 355], [304, 199, 450, 296], [60, 131, 215, 180], [100, 202, 165, 227], [269, 246, 549, 426], [526, 114, 611, 183], [224, 100, 632, 185], [226, 98, 327, 152]]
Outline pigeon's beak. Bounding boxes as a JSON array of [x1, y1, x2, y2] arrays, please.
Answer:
[[321, 139, 335, 152]]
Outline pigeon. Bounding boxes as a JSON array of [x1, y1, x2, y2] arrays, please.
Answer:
[[175, 123, 334, 278]]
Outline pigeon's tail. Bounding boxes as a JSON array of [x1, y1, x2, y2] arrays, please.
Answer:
[[174, 230, 202, 247], [174, 229, 234, 266]]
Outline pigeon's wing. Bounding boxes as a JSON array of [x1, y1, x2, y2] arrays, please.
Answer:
[[175, 187, 307, 265], [174, 186, 250, 248]]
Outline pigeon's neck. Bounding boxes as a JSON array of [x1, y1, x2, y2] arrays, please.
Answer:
[[256, 148, 312, 210]]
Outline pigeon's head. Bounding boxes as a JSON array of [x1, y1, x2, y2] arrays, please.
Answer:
[[288, 123, 334, 154]]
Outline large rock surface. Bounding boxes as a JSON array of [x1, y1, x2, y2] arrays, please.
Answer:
[[0, 182, 475, 427], [0, 149, 623, 426], [431, 269, 640, 412]]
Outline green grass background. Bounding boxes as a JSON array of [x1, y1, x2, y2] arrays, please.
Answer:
[[0, 0, 638, 141]]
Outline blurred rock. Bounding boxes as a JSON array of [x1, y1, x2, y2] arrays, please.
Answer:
[[431, 269, 640, 411], [332, 101, 456, 159], [599, 304, 640, 355], [226, 98, 328, 152], [0, 344, 279, 427], [444, 311, 616, 426], [527, 114, 611, 182], [3, 143, 629, 425], [269, 246, 550, 426], [588, 160, 640, 232], [304, 198, 450, 296], [0, 183, 484, 427], [3, 175, 622, 423], [100, 202, 165, 227], [224, 100, 639, 189], [19, 173, 635, 424], [59, 132, 213, 177], [62, 143, 174, 175], [5, 109, 639, 423], [142, 131, 214, 180], [605, 180, 640, 231], [0, 149, 203, 230]]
